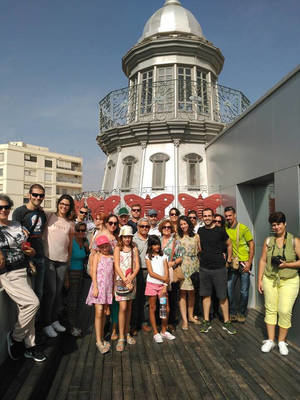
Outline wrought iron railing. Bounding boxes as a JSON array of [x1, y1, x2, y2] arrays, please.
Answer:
[[99, 79, 250, 132]]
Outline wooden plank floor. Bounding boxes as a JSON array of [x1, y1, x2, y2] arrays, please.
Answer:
[[46, 309, 300, 400]]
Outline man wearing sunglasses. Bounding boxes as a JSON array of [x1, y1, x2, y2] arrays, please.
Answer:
[[131, 218, 152, 334], [188, 209, 204, 233], [76, 206, 95, 240], [12, 184, 47, 301], [128, 203, 142, 234]]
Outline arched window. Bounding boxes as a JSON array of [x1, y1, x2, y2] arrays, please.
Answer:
[[183, 153, 203, 189], [150, 153, 169, 190], [104, 159, 116, 191], [121, 156, 137, 190]]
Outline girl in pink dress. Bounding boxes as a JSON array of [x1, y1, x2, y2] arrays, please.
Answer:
[[86, 235, 114, 354]]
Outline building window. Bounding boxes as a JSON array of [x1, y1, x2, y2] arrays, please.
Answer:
[[23, 197, 29, 204], [24, 183, 31, 192], [24, 154, 37, 162], [45, 159, 52, 168], [0, 153, 4, 162], [24, 169, 36, 177], [0, 168, 3, 177], [45, 186, 52, 195], [178, 67, 192, 111], [0, 184, 3, 192], [150, 153, 169, 190], [156, 67, 174, 112], [183, 153, 203, 189], [196, 69, 208, 113], [44, 199, 52, 208], [121, 156, 137, 190], [141, 69, 153, 114], [57, 159, 72, 170], [45, 172, 52, 182]]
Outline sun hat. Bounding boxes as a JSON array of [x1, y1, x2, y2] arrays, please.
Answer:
[[148, 209, 158, 216], [119, 225, 133, 236], [118, 207, 129, 216], [95, 235, 110, 247]]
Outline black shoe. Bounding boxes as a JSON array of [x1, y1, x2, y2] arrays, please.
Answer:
[[7, 332, 24, 360], [24, 346, 47, 363]]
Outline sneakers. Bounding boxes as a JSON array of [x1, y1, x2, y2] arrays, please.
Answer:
[[222, 321, 237, 335], [52, 321, 66, 332], [261, 339, 276, 353], [153, 333, 163, 343], [161, 331, 176, 341], [7, 332, 24, 360], [200, 320, 212, 333], [236, 314, 246, 323], [70, 327, 82, 337], [24, 346, 47, 362], [43, 325, 58, 338], [278, 341, 289, 356]]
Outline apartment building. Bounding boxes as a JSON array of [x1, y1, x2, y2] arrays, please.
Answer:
[[0, 142, 82, 210]]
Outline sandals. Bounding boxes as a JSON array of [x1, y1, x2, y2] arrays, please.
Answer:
[[126, 334, 136, 345], [182, 324, 189, 331], [96, 341, 110, 354], [111, 332, 119, 341], [116, 339, 125, 352], [188, 319, 201, 325]]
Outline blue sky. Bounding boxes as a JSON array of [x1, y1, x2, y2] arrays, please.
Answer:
[[1, 0, 299, 190]]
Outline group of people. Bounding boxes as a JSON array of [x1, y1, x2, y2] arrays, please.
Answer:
[[0, 187, 299, 364]]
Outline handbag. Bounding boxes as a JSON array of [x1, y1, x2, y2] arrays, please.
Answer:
[[169, 239, 184, 283], [231, 223, 240, 270]]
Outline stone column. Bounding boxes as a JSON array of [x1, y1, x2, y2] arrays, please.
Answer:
[[173, 139, 180, 207], [139, 141, 147, 195], [113, 146, 122, 192]]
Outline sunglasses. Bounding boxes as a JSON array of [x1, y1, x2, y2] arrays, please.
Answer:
[[0, 205, 10, 210], [132, 209, 141, 212], [108, 221, 118, 226], [140, 225, 150, 229], [189, 216, 197, 220], [31, 193, 45, 199], [162, 226, 172, 230], [76, 229, 86, 233], [59, 202, 70, 207], [170, 213, 178, 216], [214, 220, 222, 224], [79, 210, 88, 215]]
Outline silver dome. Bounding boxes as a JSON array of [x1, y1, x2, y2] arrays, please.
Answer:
[[139, 0, 204, 42]]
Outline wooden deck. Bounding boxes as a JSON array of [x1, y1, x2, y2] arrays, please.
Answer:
[[46, 310, 300, 400], [2, 304, 300, 399]]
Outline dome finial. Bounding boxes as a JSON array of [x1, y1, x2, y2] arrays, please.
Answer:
[[164, 0, 181, 5]]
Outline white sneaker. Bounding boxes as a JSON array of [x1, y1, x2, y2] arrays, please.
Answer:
[[44, 325, 58, 338], [52, 321, 66, 332], [161, 331, 176, 340], [153, 333, 163, 343], [278, 341, 289, 356], [261, 339, 275, 353]]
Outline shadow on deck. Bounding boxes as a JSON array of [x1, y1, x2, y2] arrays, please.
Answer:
[[1, 290, 300, 399]]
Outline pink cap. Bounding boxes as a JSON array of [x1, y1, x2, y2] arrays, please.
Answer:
[[95, 235, 110, 247]]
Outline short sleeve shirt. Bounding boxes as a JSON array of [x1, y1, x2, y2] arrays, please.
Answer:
[[145, 254, 167, 285], [226, 223, 253, 261], [198, 226, 228, 270]]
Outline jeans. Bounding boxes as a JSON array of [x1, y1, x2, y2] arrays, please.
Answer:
[[227, 269, 250, 316], [32, 256, 45, 302], [42, 258, 68, 326]]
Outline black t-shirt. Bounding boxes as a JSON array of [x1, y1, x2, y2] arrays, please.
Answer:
[[128, 219, 137, 234], [12, 205, 47, 257], [198, 226, 228, 270]]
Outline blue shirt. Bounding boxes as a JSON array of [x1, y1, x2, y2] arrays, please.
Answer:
[[70, 239, 87, 271]]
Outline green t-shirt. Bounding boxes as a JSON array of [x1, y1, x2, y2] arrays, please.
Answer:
[[226, 223, 253, 261]]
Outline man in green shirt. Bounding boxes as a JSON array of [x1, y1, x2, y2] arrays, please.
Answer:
[[225, 206, 255, 323]]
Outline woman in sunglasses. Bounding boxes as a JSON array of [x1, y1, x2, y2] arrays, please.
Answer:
[[0, 194, 46, 362], [169, 208, 180, 235], [159, 219, 183, 331], [43, 195, 75, 338], [66, 222, 89, 336]]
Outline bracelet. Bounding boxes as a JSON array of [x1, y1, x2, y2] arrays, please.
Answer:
[[163, 283, 168, 287]]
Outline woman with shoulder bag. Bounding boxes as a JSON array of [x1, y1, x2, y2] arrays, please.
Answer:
[[0, 194, 46, 362], [258, 211, 300, 356], [159, 219, 183, 331]]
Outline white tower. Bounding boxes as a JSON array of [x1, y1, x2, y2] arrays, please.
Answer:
[[97, 0, 249, 204]]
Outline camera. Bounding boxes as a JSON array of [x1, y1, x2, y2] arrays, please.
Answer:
[[271, 255, 285, 268]]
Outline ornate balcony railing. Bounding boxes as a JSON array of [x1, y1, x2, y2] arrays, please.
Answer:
[[99, 79, 250, 133]]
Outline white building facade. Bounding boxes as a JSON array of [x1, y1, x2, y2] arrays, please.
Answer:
[[97, 0, 249, 206], [0, 141, 82, 210]]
